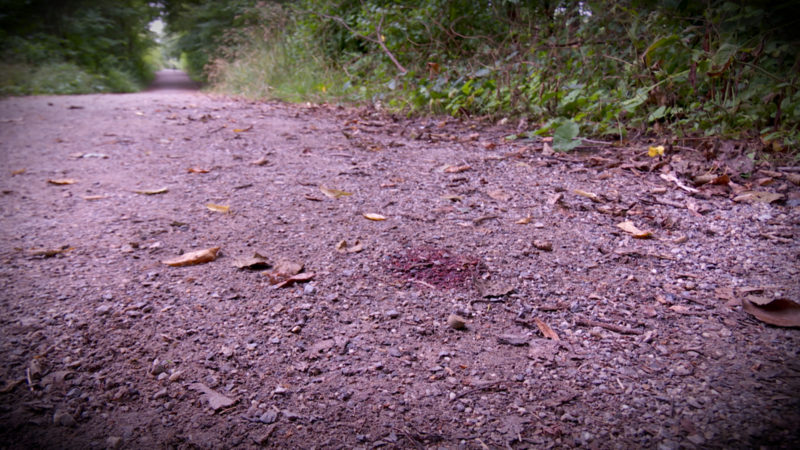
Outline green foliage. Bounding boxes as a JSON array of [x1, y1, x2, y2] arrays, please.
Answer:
[[162, 0, 800, 151], [0, 0, 159, 94]]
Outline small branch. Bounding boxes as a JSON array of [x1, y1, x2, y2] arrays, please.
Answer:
[[452, 381, 505, 401], [309, 11, 407, 74], [575, 317, 643, 335]]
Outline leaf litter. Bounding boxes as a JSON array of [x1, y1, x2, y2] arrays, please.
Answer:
[[1, 90, 799, 449]]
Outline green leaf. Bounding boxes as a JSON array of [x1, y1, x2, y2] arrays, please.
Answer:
[[552, 120, 582, 151]]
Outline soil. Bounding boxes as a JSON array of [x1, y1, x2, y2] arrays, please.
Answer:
[[1, 70, 799, 449]]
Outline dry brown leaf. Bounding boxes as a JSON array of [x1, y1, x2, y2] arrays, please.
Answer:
[[205, 203, 230, 214], [443, 165, 471, 173], [515, 217, 532, 224], [320, 185, 352, 199], [363, 213, 387, 221], [233, 125, 253, 133], [272, 260, 303, 276], [535, 318, 560, 341], [134, 187, 168, 195], [573, 189, 602, 203], [336, 240, 363, 253], [82, 195, 108, 201], [274, 272, 315, 289], [11, 168, 25, 175], [533, 239, 553, 251], [162, 247, 220, 267], [786, 173, 800, 186], [28, 246, 73, 257], [441, 194, 463, 202], [488, 190, 512, 202], [742, 297, 800, 327], [48, 178, 76, 185], [251, 156, 269, 166], [187, 167, 209, 174], [189, 383, 236, 410], [616, 221, 653, 239], [233, 253, 270, 270], [733, 191, 784, 204]]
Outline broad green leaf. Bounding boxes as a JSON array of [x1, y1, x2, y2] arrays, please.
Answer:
[[552, 120, 582, 151]]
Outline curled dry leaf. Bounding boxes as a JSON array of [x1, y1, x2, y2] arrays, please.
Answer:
[[11, 168, 26, 175], [187, 167, 209, 174], [251, 156, 269, 166], [515, 217, 532, 224], [535, 318, 560, 341], [233, 125, 253, 133], [573, 189, 602, 203], [336, 240, 363, 253], [82, 195, 108, 201], [162, 247, 220, 267], [48, 179, 76, 185], [732, 191, 784, 204], [742, 296, 800, 327], [320, 185, 352, 199], [205, 203, 230, 214], [274, 272, 315, 289], [648, 145, 665, 157], [616, 221, 653, 239], [443, 164, 471, 173], [134, 187, 168, 195], [488, 190, 512, 202], [233, 253, 270, 270], [363, 213, 387, 221]]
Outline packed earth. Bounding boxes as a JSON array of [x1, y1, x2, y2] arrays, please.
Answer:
[[1, 70, 799, 449]]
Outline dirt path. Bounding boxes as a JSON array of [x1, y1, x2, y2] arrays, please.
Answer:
[[1, 71, 799, 449]]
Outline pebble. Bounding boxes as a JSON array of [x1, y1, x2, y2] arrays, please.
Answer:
[[385, 309, 401, 319], [153, 388, 168, 400], [447, 314, 467, 330], [303, 284, 315, 295], [53, 410, 77, 427], [95, 304, 112, 315], [168, 370, 184, 382], [259, 410, 279, 424], [106, 436, 122, 449]]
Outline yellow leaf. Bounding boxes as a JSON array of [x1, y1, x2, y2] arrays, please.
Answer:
[[82, 195, 108, 201], [363, 213, 387, 221], [515, 217, 532, 224], [573, 189, 601, 202], [443, 164, 471, 173], [162, 247, 220, 267], [320, 185, 352, 199], [48, 178, 77, 185], [233, 125, 253, 133], [134, 187, 168, 195], [11, 168, 26, 175], [187, 167, 209, 174], [648, 145, 665, 157], [616, 221, 653, 239], [205, 203, 230, 213]]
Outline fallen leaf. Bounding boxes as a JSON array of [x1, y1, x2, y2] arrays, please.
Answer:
[[274, 272, 315, 289], [162, 247, 220, 267], [187, 167, 209, 174], [533, 239, 553, 251], [336, 240, 363, 253], [251, 156, 269, 166], [488, 189, 512, 202], [134, 187, 168, 195], [205, 203, 230, 214], [648, 145, 665, 157], [742, 297, 800, 327], [273, 260, 303, 276], [28, 246, 73, 257], [786, 173, 800, 186], [616, 221, 653, 239], [320, 185, 352, 199], [233, 253, 271, 270], [189, 383, 236, 410], [535, 318, 560, 341], [443, 164, 471, 173], [11, 168, 26, 175], [82, 195, 108, 201], [733, 191, 784, 204], [515, 217, 532, 224], [233, 125, 253, 133], [48, 179, 76, 185], [476, 279, 515, 298], [363, 213, 387, 221], [573, 189, 602, 202], [711, 174, 730, 185], [441, 195, 463, 202]]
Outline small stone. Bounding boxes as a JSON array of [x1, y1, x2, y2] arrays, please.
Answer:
[[447, 314, 467, 330], [686, 434, 705, 445], [273, 385, 288, 395], [168, 370, 184, 382], [53, 410, 77, 427], [303, 284, 315, 295], [95, 304, 112, 315], [385, 309, 401, 319], [290, 325, 302, 334], [106, 436, 123, 449], [533, 239, 553, 251], [152, 388, 168, 400], [259, 409, 279, 424]]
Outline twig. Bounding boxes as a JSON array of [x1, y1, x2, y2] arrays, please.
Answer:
[[575, 317, 643, 335], [452, 380, 505, 401]]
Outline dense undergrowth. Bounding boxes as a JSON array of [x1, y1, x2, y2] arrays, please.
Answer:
[[0, 1, 160, 95], [169, 0, 799, 156]]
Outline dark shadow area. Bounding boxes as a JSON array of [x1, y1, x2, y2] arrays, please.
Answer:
[[145, 69, 201, 91]]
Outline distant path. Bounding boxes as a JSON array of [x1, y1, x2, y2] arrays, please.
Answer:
[[145, 69, 201, 91]]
